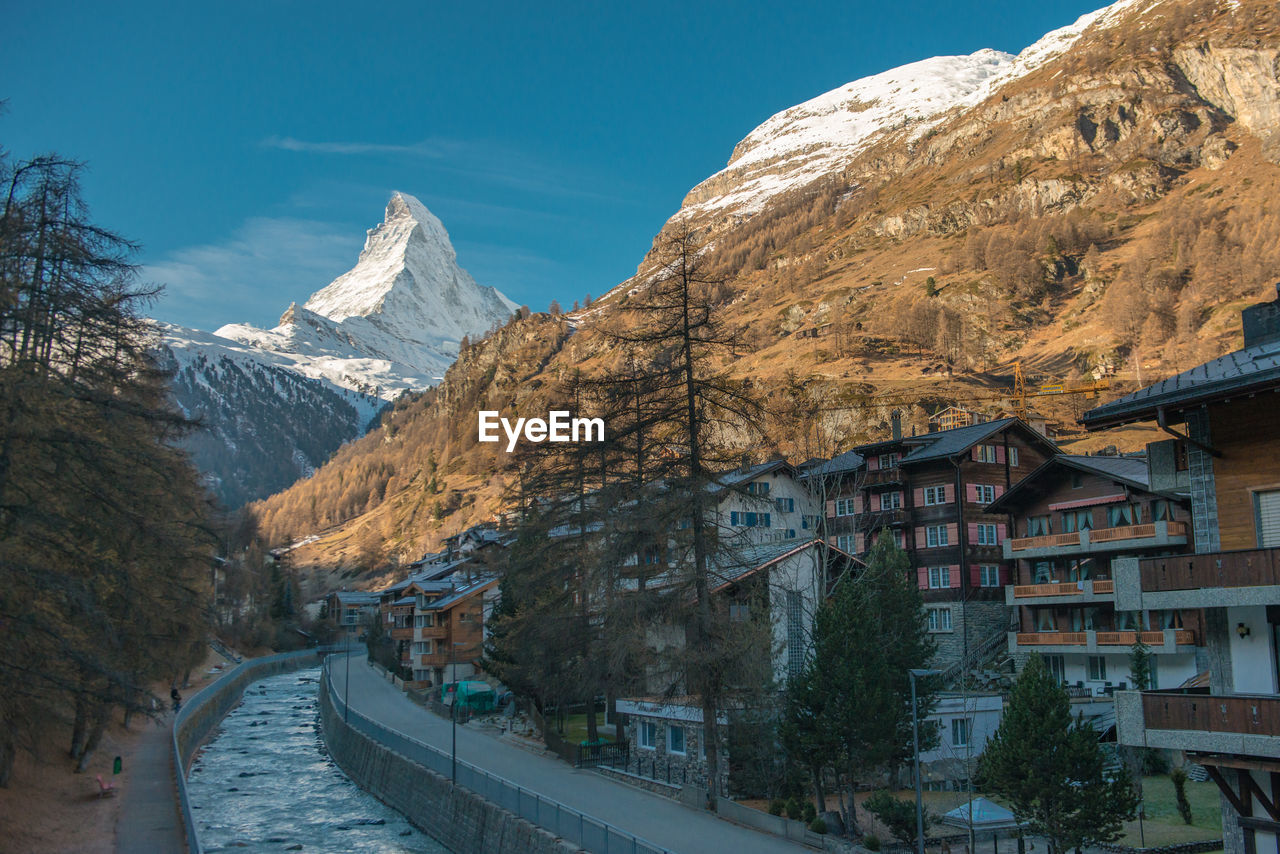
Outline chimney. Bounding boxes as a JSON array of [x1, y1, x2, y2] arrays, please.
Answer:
[[891, 410, 903, 441], [1242, 283, 1280, 348]]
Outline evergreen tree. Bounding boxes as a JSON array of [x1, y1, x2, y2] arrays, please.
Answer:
[[783, 533, 937, 833], [977, 653, 1138, 854]]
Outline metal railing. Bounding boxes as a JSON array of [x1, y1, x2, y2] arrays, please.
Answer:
[[321, 658, 672, 854]]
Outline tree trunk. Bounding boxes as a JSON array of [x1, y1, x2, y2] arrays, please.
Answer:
[[74, 703, 111, 773], [810, 761, 827, 813], [0, 722, 14, 788], [585, 694, 598, 742], [69, 694, 89, 760]]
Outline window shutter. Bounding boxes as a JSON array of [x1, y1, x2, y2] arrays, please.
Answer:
[[868, 456, 880, 471], [971, 447, 981, 462], [1000, 565, 1010, 585], [967, 522, 979, 543], [966, 483, 977, 502], [855, 533, 865, 552], [827, 536, 837, 547], [914, 488, 924, 506], [944, 484, 955, 503], [916, 526, 926, 546], [917, 567, 929, 589], [872, 493, 882, 511], [947, 523, 959, 544], [996, 445, 1007, 464], [997, 523, 1007, 542], [995, 484, 1005, 498], [826, 500, 835, 517], [854, 495, 864, 514], [950, 565, 962, 588], [970, 564, 981, 586]]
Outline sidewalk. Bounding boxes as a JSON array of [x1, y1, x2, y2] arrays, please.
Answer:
[[333, 652, 810, 854], [114, 714, 186, 854]]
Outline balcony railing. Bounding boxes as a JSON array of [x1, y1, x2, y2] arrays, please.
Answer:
[[390, 627, 414, 641], [1015, 629, 1194, 647], [1009, 521, 1188, 553], [857, 508, 909, 529], [1093, 580, 1114, 593], [864, 467, 903, 486], [1143, 691, 1280, 738], [1013, 581, 1102, 598], [416, 625, 448, 640], [1140, 546, 1280, 592]]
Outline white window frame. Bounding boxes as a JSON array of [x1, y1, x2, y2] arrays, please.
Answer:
[[834, 498, 856, 517], [979, 565, 1000, 587], [976, 523, 998, 546], [836, 534, 857, 553], [923, 485, 947, 506], [1010, 447, 1020, 467], [1088, 655, 1107, 682], [879, 453, 900, 469], [927, 606, 953, 632], [951, 718, 972, 747], [928, 566, 950, 589], [882, 491, 902, 510], [926, 525, 948, 547], [639, 720, 656, 750], [975, 484, 996, 504]]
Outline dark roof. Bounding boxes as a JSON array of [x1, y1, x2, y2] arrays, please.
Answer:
[[1081, 338, 1280, 429], [986, 453, 1159, 515], [901, 418, 1019, 463], [333, 591, 380, 606], [805, 449, 864, 477], [710, 539, 816, 592], [420, 576, 499, 611]]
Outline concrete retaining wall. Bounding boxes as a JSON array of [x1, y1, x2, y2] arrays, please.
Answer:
[[317, 671, 578, 854]]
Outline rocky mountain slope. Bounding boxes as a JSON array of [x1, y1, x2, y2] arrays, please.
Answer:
[[252, 0, 1280, 585], [159, 193, 517, 507]]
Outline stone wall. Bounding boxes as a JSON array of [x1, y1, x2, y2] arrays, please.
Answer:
[[931, 600, 1008, 671], [318, 674, 577, 854]]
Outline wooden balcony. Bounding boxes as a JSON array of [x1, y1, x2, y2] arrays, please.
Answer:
[[1008, 578, 1114, 605], [864, 467, 902, 486], [1013, 629, 1194, 650], [1013, 582, 1090, 598], [416, 625, 448, 640], [1006, 520, 1189, 558], [1143, 692, 1280, 736], [1140, 547, 1280, 592], [1093, 580, 1114, 593], [390, 626, 414, 641]]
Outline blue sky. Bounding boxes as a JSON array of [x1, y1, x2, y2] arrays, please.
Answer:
[[3, 0, 1108, 331]]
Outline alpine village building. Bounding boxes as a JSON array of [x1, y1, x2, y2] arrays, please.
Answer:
[[1082, 286, 1280, 854]]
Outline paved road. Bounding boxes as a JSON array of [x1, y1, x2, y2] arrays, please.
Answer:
[[333, 653, 807, 854], [114, 714, 187, 854]]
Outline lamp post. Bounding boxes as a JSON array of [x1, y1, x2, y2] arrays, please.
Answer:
[[910, 668, 941, 854]]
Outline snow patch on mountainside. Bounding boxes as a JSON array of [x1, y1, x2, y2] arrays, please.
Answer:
[[680, 0, 1147, 218]]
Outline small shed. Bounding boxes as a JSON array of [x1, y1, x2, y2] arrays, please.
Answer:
[[441, 680, 496, 712]]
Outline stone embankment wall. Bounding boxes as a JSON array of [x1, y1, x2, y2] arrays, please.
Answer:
[[317, 672, 578, 854]]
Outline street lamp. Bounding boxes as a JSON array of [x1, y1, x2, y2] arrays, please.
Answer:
[[909, 668, 941, 854]]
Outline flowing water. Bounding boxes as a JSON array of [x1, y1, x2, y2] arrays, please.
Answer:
[[186, 667, 448, 853]]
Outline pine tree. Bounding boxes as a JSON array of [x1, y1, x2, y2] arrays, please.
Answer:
[[977, 653, 1138, 854]]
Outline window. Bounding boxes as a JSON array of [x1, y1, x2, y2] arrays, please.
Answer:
[[1062, 510, 1092, 532], [1027, 515, 1051, 537], [979, 565, 1000, 587], [1045, 654, 1066, 683], [974, 485, 996, 504], [836, 534, 857, 553], [459, 610, 474, 623], [668, 726, 686, 755], [1107, 503, 1141, 527], [1088, 656, 1107, 682], [926, 525, 949, 547], [1152, 499, 1171, 522], [1009, 448, 1019, 467], [1033, 561, 1053, 584], [879, 453, 900, 469], [639, 721, 656, 750], [1035, 609, 1057, 631], [729, 603, 750, 622], [975, 444, 998, 463], [747, 481, 770, 496], [412, 641, 432, 655], [1257, 490, 1280, 547], [976, 524, 998, 546], [951, 718, 971, 747], [834, 498, 856, 517], [923, 485, 947, 506], [882, 491, 903, 510], [786, 590, 805, 679], [927, 606, 953, 632], [928, 566, 951, 589], [731, 511, 771, 528], [893, 529, 905, 549], [801, 514, 819, 530], [775, 497, 795, 513], [415, 613, 435, 628], [786, 529, 797, 539]]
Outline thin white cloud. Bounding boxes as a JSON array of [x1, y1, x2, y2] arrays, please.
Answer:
[[261, 135, 451, 158], [144, 216, 360, 330]]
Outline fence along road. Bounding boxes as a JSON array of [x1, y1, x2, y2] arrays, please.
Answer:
[[328, 652, 808, 854]]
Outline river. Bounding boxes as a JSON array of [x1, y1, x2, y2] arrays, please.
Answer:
[[185, 666, 449, 853]]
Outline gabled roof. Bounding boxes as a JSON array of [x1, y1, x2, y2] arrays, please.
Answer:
[[420, 576, 499, 611], [1081, 338, 1280, 429], [333, 591, 380, 606], [709, 538, 860, 593], [712, 459, 793, 490], [901, 417, 1020, 463], [804, 449, 864, 477], [986, 453, 1168, 515]]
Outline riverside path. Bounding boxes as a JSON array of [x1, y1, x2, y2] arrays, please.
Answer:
[[332, 652, 809, 854]]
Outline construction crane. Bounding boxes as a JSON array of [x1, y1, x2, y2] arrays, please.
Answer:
[[1010, 361, 1111, 421]]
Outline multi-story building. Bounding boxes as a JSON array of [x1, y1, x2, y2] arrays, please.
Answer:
[[987, 453, 1200, 694], [1082, 286, 1280, 854], [409, 576, 499, 687], [325, 590, 381, 640], [820, 417, 1059, 670]]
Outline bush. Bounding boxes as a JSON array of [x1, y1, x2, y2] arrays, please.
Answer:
[[810, 817, 828, 835], [768, 799, 785, 816], [803, 802, 817, 823], [865, 789, 926, 844], [864, 834, 881, 851], [786, 796, 802, 820]]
